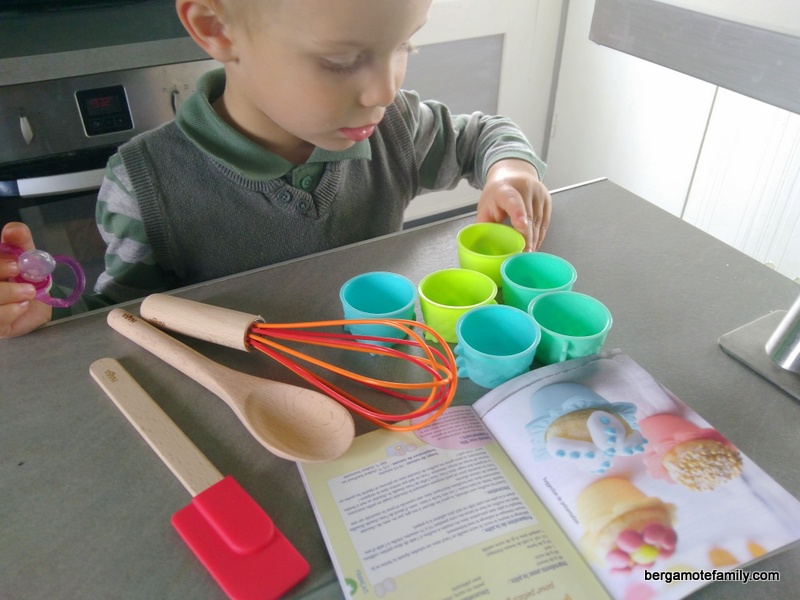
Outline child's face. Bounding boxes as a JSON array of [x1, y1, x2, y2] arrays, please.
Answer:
[[221, 0, 433, 161]]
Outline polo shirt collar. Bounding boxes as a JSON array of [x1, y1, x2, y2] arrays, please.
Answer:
[[176, 68, 371, 181]]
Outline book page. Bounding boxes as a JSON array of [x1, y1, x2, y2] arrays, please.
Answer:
[[473, 350, 800, 600], [300, 405, 610, 600]]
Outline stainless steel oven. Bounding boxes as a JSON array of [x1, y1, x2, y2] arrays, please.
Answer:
[[0, 61, 218, 287], [0, 0, 216, 288]]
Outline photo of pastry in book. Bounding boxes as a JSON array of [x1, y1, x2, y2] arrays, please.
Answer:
[[299, 350, 800, 600]]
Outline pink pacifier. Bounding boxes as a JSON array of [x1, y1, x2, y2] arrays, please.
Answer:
[[1, 243, 86, 308]]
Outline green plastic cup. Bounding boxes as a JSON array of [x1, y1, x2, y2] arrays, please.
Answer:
[[418, 268, 498, 343], [501, 252, 577, 311], [457, 223, 525, 286], [527, 291, 612, 365]]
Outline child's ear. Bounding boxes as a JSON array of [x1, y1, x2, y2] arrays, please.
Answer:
[[176, 0, 236, 62]]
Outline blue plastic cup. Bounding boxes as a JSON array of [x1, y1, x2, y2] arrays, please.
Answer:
[[340, 272, 417, 346], [500, 252, 577, 311], [455, 305, 541, 388]]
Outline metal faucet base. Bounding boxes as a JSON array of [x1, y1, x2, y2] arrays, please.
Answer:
[[719, 311, 800, 401]]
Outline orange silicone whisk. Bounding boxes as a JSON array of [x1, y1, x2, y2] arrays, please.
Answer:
[[139, 294, 457, 431]]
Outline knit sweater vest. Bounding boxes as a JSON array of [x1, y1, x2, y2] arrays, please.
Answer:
[[118, 102, 419, 285]]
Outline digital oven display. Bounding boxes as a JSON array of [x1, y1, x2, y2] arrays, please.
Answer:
[[85, 94, 122, 116], [75, 85, 133, 137]]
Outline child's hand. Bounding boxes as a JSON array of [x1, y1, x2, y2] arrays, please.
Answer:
[[0, 222, 52, 338], [476, 159, 552, 251]]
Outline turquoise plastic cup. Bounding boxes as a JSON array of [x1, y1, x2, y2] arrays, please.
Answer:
[[500, 252, 577, 311], [457, 223, 526, 286], [527, 291, 612, 365], [455, 305, 541, 388], [339, 272, 417, 346], [418, 268, 498, 343]]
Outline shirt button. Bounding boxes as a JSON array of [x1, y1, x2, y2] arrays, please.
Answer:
[[298, 199, 311, 213], [277, 190, 292, 204], [300, 176, 313, 190]]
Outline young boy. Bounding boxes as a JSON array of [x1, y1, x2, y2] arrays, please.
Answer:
[[0, 0, 551, 338]]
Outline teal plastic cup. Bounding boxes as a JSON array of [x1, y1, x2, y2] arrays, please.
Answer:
[[500, 252, 577, 311], [418, 268, 498, 343], [527, 291, 612, 365], [339, 272, 417, 346], [457, 222, 526, 286], [455, 305, 541, 388]]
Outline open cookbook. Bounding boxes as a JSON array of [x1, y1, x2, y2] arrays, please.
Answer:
[[299, 350, 800, 600]]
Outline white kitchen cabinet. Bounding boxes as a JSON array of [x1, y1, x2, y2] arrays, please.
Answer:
[[546, 0, 800, 281], [682, 89, 800, 281], [544, 0, 715, 216], [404, 0, 562, 223]]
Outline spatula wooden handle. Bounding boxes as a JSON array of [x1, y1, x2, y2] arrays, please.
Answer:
[[90, 357, 223, 497], [141, 293, 262, 352]]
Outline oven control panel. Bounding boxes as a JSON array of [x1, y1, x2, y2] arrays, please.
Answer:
[[0, 59, 220, 166], [75, 85, 133, 136]]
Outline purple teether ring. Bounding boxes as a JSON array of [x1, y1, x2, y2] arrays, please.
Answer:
[[0, 243, 86, 308]]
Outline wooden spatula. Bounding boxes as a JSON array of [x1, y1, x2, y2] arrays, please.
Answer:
[[90, 357, 310, 600]]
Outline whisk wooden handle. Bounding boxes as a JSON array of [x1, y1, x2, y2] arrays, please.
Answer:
[[140, 293, 262, 352], [107, 308, 242, 402]]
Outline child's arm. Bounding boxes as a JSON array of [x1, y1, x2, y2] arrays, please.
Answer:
[[91, 156, 181, 306], [476, 158, 552, 251], [397, 91, 550, 250], [0, 222, 53, 338]]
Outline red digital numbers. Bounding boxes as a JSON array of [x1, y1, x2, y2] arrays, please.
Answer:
[[89, 96, 112, 110]]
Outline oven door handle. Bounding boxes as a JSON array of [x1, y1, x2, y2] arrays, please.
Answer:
[[1, 168, 105, 198]]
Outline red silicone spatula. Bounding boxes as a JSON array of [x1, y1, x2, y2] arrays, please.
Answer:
[[90, 357, 310, 600]]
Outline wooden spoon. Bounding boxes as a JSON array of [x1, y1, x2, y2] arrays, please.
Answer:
[[107, 308, 355, 463]]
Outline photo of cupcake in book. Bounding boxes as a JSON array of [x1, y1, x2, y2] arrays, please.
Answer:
[[638, 414, 743, 492], [526, 383, 647, 474], [576, 477, 678, 574]]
